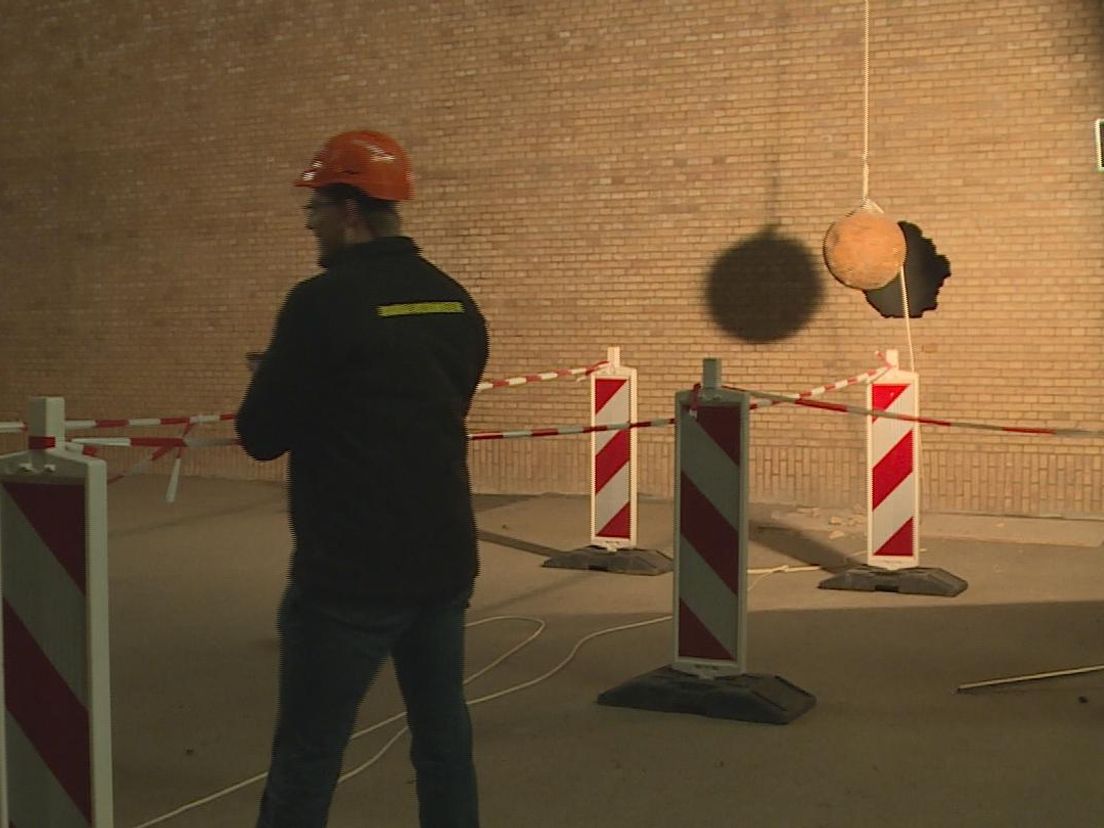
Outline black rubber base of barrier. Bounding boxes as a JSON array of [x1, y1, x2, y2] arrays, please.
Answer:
[[542, 546, 672, 575], [818, 564, 968, 596], [597, 666, 816, 724]]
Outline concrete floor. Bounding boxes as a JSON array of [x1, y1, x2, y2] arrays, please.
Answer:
[[98, 477, 1103, 828]]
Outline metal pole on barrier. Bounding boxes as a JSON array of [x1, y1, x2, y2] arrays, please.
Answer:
[[0, 397, 114, 827], [543, 347, 670, 575], [820, 349, 967, 596], [597, 359, 815, 724]]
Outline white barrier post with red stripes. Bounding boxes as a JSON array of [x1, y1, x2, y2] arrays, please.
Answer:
[[543, 349, 671, 575], [590, 347, 637, 550], [673, 359, 748, 676], [0, 397, 114, 827], [819, 350, 967, 596], [598, 359, 815, 723], [867, 348, 920, 568]]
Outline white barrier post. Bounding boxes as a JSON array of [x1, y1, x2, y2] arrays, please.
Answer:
[[598, 359, 815, 723], [868, 348, 921, 568], [672, 357, 747, 677], [0, 397, 114, 826], [543, 347, 670, 575], [590, 346, 637, 550], [820, 350, 967, 596]]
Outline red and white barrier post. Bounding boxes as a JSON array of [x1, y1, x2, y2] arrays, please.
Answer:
[[543, 348, 670, 575], [598, 359, 814, 723], [591, 347, 637, 549], [672, 358, 748, 676], [867, 348, 920, 568], [820, 349, 967, 596], [0, 397, 114, 827]]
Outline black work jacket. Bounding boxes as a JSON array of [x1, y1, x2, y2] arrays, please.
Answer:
[[236, 237, 489, 602]]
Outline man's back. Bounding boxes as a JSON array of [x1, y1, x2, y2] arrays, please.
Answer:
[[237, 236, 489, 603]]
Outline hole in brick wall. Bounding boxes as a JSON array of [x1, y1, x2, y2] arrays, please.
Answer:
[[862, 221, 951, 318], [706, 226, 822, 343]]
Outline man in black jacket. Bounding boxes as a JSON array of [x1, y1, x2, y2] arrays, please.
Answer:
[[238, 130, 488, 828]]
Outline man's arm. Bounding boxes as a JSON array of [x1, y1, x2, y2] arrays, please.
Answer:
[[236, 282, 318, 461]]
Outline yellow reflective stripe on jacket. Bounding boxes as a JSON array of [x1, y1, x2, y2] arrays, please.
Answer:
[[378, 301, 465, 318]]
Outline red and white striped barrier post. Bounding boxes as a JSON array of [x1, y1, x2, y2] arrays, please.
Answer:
[[673, 359, 748, 676], [591, 347, 637, 549], [867, 348, 920, 568], [598, 359, 815, 723], [0, 397, 114, 827], [820, 350, 966, 596], [543, 348, 671, 575]]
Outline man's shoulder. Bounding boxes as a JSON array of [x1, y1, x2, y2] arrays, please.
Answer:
[[273, 274, 321, 317], [288, 270, 327, 296]]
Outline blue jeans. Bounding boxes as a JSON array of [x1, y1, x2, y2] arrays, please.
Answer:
[[256, 580, 479, 827]]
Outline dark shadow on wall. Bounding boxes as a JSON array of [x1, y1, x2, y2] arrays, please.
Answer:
[[863, 222, 951, 318], [706, 226, 823, 343]]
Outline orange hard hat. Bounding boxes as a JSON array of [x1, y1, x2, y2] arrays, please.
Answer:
[[294, 130, 413, 201]]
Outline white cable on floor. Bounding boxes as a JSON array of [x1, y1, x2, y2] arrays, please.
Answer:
[[338, 614, 672, 786], [337, 566, 807, 785], [130, 565, 809, 826], [128, 614, 645, 826]]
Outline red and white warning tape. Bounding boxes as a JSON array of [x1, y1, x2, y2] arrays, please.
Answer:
[[744, 365, 889, 411], [59, 440, 181, 478], [469, 366, 890, 440], [60, 367, 889, 447], [66, 413, 235, 430], [67, 392, 1104, 447], [65, 443, 102, 457], [0, 413, 235, 434], [0, 362, 606, 435], [72, 425, 671, 446], [470, 417, 674, 441], [736, 389, 1104, 439], [6, 359, 920, 454], [108, 422, 195, 485], [71, 435, 239, 450], [476, 361, 607, 392]]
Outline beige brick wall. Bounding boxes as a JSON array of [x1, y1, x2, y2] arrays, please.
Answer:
[[2, 0, 1102, 517]]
